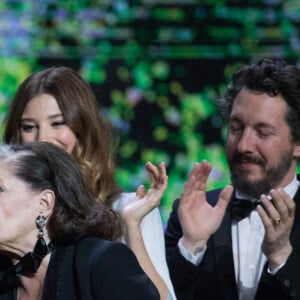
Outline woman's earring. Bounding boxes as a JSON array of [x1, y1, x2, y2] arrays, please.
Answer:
[[34, 212, 49, 257], [36, 212, 47, 238]]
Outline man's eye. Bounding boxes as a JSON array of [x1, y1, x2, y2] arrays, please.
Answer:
[[20, 124, 37, 132], [258, 131, 272, 138], [229, 125, 242, 133]]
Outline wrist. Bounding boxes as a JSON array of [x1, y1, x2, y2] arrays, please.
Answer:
[[123, 218, 141, 231], [181, 237, 207, 255], [121, 211, 142, 227], [267, 245, 292, 271]]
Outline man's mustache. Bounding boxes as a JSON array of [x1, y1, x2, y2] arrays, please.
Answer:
[[232, 153, 265, 166]]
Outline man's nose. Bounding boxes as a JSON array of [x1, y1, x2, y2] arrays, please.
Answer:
[[236, 130, 255, 153]]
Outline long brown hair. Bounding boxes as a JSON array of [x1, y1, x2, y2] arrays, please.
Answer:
[[4, 66, 122, 207]]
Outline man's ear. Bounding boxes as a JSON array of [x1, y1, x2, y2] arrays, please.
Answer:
[[39, 190, 55, 217]]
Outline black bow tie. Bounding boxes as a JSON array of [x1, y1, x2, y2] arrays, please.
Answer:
[[231, 199, 261, 221], [0, 238, 52, 294]]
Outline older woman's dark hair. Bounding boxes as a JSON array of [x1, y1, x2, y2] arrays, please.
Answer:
[[0, 142, 121, 244], [219, 58, 300, 142]]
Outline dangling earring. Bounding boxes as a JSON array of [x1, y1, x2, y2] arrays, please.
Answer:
[[34, 212, 48, 257], [36, 212, 47, 238], [0, 211, 52, 290]]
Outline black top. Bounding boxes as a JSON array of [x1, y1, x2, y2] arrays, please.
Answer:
[[0, 237, 159, 300]]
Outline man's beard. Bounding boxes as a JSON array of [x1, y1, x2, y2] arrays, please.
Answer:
[[229, 149, 294, 199]]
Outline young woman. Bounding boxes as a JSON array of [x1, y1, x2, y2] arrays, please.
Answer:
[[3, 66, 175, 300], [0, 141, 159, 299]]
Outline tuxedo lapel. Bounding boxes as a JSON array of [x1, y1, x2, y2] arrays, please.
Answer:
[[290, 186, 300, 247], [214, 203, 238, 299], [207, 191, 238, 299]]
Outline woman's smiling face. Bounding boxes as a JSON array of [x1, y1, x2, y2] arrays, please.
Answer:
[[20, 93, 77, 154]]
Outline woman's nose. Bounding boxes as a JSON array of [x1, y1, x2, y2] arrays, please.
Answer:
[[36, 129, 52, 143]]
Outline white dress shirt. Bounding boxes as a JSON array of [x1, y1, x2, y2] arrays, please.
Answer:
[[178, 176, 299, 300]]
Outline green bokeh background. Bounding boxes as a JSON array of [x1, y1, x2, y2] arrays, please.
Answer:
[[1, 0, 300, 224]]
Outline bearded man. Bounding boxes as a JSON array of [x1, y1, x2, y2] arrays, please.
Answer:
[[165, 59, 300, 300]]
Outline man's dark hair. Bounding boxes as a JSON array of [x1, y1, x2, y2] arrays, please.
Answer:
[[219, 58, 300, 142]]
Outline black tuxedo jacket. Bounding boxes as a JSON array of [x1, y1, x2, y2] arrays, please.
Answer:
[[0, 237, 159, 300], [165, 187, 300, 300]]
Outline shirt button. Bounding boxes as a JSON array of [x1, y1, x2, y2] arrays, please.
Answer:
[[283, 279, 290, 287]]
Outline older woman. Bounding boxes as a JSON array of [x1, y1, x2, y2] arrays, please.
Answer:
[[0, 142, 159, 299]]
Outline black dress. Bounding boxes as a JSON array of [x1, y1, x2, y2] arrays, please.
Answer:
[[0, 237, 159, 300]]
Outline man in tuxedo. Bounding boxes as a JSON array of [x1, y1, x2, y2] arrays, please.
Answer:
[[165, 59, 300, 300]]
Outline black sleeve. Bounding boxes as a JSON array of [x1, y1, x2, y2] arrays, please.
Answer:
[[76, 238, 160, 300], [256, 248, 300, 299], [164, 199, 200, 300]]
